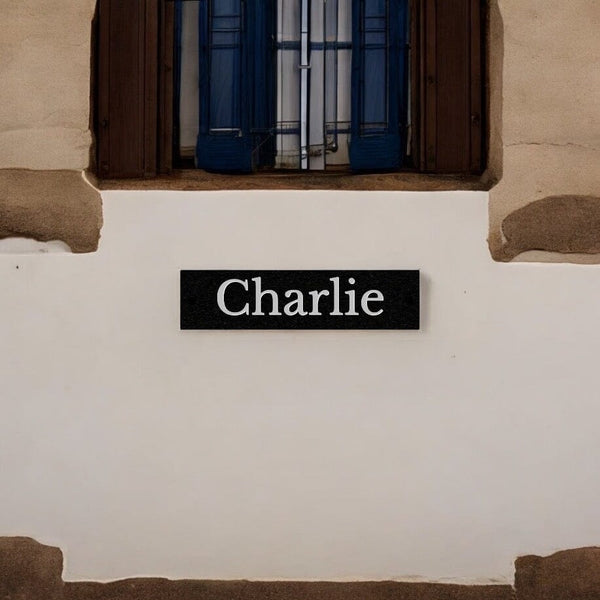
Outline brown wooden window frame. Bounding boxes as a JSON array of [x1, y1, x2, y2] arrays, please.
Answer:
[[93, 0, 487, 186]]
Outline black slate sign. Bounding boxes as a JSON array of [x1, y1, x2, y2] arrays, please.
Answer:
[[181, 270, 420, 330]]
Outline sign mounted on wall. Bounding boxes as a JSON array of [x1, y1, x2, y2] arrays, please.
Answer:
[[181, 271, 420, 330]]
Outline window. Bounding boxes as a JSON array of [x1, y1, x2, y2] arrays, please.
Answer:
[[177, 0, 409, 172], [94, 0, 485, 180]]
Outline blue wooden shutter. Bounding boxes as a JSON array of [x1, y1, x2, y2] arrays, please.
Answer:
[[196, 0, 275, 172], [350, 0, 409, 171]]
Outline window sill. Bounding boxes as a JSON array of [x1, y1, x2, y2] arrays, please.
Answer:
[[94, 169, 491, 192]]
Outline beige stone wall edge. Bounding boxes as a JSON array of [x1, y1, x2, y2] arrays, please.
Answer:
[[0, 169, 102, 253], [4, 537, 600, 600], [0, 1, 101, 253], [487, 0, 600, 263]]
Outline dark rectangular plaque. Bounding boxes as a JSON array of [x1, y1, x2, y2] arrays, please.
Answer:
[[181, 270, 420, 330]]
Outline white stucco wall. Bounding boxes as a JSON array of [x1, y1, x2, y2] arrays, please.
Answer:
[[1, 189, 600, 583]]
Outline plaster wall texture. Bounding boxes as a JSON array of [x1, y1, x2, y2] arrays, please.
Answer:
[[3, 190, 600, 583], [0, 0, 96, 171], [1, 0, 600, 586], [488, 0, 600, 258]]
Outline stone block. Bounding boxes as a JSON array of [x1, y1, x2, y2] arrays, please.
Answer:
[[515, 547, 600, 600], [0, 537, 64, 600]]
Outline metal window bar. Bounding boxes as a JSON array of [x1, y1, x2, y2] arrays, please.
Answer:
[[275, 0, 354, 170], [299, 0, 310, 169]]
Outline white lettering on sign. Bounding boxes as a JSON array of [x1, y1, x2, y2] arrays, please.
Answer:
[[361, 290, 385, 316], [216, 278, 250, 316], [216, 277, 385, 318]]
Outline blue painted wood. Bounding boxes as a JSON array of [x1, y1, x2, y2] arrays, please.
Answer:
[[350, 0, 409, 171], [196, 0, 275, 172]]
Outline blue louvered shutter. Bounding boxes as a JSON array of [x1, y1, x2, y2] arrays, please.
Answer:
[[196, 0, 275, 172], [350, 0, 409, 171]]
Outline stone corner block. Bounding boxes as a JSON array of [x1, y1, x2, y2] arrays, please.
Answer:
[[515, 547, 600, 600], [0, 169, 103, 253], [0, 537, 64, 600]]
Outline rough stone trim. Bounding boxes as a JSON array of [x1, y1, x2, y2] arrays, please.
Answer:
[[5, 538, 600, 600], [495, 195, 600, 262], [0, 169, 103, 253], [515, 547, 600, 600], [65, 580, 514, 600], [0, 537, 64, 600]]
